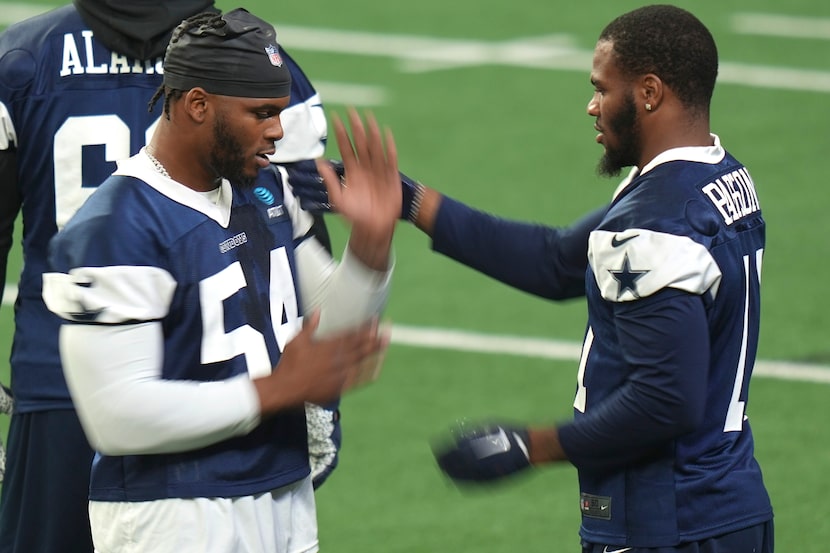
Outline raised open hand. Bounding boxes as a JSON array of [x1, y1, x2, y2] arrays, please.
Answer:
[[316, 109, 401, 248]]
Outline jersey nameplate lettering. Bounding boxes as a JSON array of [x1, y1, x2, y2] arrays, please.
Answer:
[[59, 30, 163, 77], [700, 166, 760, 225]]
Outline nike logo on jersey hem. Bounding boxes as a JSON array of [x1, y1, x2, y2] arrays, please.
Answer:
[[602, 547, 632, 553], [611, 234, 638, 247]]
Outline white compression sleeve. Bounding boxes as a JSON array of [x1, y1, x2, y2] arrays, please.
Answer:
[[295, 238, 392, 336], [60, 322, 261, 456]]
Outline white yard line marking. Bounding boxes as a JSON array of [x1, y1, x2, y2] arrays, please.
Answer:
[[313, 81, 386, 106], [277, 27, 590, 73], [719, 62, 830, 94], [0, 7, 385, 106], [276, 25, 830, 93], [9, 284, 825, 384], [390, 324, 830, 385], [732, 13, 830, 41], [391, 324, 584, 360]]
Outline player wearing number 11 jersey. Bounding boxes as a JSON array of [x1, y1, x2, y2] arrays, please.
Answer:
[[421, 5, 773, 551]]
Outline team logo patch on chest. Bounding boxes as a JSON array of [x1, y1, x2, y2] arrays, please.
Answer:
[[253, 186, 286, 219]]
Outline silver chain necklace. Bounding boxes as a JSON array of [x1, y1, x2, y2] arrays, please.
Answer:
[[145, 148, 171, 179]]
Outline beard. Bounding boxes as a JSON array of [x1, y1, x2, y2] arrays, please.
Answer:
[[597, 92, 641, 178], [210, 114, 256, 189]]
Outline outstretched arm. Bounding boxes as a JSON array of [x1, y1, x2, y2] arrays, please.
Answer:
[[424, 192, 607, 300], [286, 162, 607, 300], [433, 288, 710, 482]]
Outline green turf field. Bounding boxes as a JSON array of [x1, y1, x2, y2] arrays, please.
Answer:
[[1, 0, 829, 550]]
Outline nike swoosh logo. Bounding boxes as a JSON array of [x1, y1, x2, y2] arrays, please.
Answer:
[[602, 547, 632, 553], [611, 234, 638, 247]]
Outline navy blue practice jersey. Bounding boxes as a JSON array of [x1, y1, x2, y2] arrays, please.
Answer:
[[44, 154, 309, 500], [0, 5, 324, 412], [426, 139, 770, 546], [567, 140, 772, 546]]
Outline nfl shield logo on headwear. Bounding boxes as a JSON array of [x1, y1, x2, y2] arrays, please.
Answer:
[[264, 44, 283, 67]]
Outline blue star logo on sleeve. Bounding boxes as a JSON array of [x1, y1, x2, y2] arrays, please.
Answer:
[[609, 253, 649, 299]]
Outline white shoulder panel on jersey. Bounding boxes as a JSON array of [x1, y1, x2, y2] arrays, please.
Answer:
[[588, 228, 722, 303], [269, 93, 327, 162], [43, 265, 176, 324], [116, 151, 234, 227], [276, 164, 315, 239], [0, 100, 16, 150]]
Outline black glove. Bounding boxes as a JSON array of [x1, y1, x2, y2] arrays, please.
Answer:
[[278, 159, 331, 213], [330, 160, 423, 221], [432, 422, 531, 483], [281, 159, 423, 221]]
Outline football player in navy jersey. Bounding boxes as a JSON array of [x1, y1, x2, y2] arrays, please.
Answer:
[[406, 5, 771, 553], [0, 2, 340, 552], [41, 9, 399, 553]]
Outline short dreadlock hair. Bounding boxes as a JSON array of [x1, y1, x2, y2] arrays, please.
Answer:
[[599, 5, 718, 115]]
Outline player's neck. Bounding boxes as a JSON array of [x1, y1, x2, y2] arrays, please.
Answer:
[[639, 116, 712, 168], [147, 134, 219, 192]]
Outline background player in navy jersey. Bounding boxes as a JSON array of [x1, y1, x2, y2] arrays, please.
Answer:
[[389, 5, 771, 553], [41, 8, 399, 553], [0, 2, 341, 552]]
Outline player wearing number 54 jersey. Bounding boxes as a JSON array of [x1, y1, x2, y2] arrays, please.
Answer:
[[0, 2, 332, 552], [40, 9, 399, 552]]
